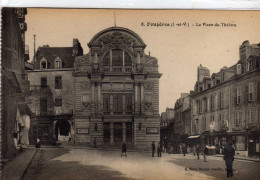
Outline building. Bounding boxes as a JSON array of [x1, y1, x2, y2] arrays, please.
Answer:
[[73, 27, 162, 149], [1, 8, 31, 163], [27, 39, 83, 144], [172, 93, 191, 146], [160, 108, 175, 149], [160, 107, 174, 127], [191, 40, 260, 157]]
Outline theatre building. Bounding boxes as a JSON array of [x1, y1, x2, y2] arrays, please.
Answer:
[[73, 27, 162, 149]]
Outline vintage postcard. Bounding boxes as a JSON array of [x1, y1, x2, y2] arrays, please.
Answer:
[[1, 8, 260, 180]]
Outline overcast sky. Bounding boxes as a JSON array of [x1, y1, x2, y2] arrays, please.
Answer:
[[25, 9, 260, 113]]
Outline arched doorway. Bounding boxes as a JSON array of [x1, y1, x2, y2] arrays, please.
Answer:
[[55, 120, 71, 141]]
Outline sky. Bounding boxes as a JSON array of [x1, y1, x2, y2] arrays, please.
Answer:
[[25, 9, 260, 113]]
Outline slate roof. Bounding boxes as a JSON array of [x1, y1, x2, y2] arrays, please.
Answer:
[[34, 46, 74, 69]]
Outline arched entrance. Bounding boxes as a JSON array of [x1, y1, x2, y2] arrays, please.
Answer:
[[55, 120, 71, 141]]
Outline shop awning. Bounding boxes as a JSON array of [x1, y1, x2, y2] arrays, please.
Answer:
[[187, 135, 200, 139]]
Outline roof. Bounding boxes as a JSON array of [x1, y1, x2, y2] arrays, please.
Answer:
[[34, 46, 74, 69]]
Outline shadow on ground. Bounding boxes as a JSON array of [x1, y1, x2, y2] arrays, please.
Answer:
[[23, 148, 135, 180]]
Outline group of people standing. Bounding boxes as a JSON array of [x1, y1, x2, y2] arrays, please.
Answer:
[[151, 141, 162, 157]]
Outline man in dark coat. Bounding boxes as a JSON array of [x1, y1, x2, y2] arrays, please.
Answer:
[[157, 142, 162, 157], [223, 142, 235, 178], [121, 142, 127, 157], [151, 141, 155, 157], [196, 145, 200, 159], [182, 144, 187, 156]]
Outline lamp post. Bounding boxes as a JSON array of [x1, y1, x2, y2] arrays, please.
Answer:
[[209, 122, 215, 146]]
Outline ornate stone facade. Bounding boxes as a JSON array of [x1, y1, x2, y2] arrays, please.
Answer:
[[73, 27, 162, 149]]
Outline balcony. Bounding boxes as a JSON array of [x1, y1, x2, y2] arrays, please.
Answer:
[[30, 85, 52, 94], [33, 109, 73, 116]]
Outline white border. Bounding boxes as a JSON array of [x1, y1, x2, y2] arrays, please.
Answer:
[[1, 0, 260, 10]]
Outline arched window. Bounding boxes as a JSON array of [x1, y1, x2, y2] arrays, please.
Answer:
[[103, 49, 132, 72]]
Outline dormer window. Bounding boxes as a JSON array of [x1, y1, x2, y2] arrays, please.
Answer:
[[55, 57, 62, 69], [221, 72, 225, 82], [40, 57, 48, 69]]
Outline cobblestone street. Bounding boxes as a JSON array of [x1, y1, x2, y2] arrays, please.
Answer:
[[22, 147, 213, 180]]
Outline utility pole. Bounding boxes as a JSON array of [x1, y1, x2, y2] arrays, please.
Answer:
[[33, 35, 36, 63]]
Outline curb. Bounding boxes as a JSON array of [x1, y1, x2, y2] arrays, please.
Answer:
[[214, 154, 260, 163], [20, 149, 38, 179]]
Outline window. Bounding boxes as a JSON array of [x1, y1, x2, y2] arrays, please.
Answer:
[[220, 91, 224, 109], [55, 59, 62, 69], [103, 94, 110, 114], [236, 64, 242, 75], [234, 111, 242, 126], [55, 99, 62, 106], [197, 100, 201, 114], [210, 94, 215, 111], [248, 83, 254, 102], [247, 109, 255, 123], [234, 87, 241, 105], [55, 76, 62, 89], [203, 98, 207, 113], [103, 49, 132, 72], [41, 77, 47, 87], [113, 94, 123, 114], [202, 117, 206, 130], [221, 72, 225, 82], [41, 61, 47, 69], [125, 94, 133, 113], [210, 115, 215, 123]]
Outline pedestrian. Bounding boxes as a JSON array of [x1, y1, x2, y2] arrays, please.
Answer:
[[157, 142, 162, 157], [35, 138, 41, 149], [151, 141, 155, 157], [182, 144, 187, 156], [203, 144, 208, 162], [196, 145, 200, 159], [121, 142, 127, 157], [223, 141, 235, 178]]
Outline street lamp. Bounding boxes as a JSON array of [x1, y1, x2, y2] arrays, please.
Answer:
[[209, 122, 215, 146]]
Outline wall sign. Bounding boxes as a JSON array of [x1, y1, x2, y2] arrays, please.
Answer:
[[146, 127, 159, 134], [77, 128, 89, 134]]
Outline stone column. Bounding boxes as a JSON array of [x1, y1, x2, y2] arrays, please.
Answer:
[[94, 52, 98, 63], [110, 94, 113, 115], [122, 94, 126, 115], [123, 122, 126, 143], [110, 122, 114, 145], [122, 50, 125, 72], [140, 84, 144, 113], [91, 83, 95, 113], [137, 51, 140, 64], [135, 83, 139, 114]]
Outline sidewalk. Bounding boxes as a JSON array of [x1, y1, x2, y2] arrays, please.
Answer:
[[170, 152, 260, 162], [2, 147, 37, 180], [214, 154, 260, 162]]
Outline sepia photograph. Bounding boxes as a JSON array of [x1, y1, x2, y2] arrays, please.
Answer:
[[1, 7, 260, 180]]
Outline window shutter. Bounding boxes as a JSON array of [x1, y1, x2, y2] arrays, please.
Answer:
[[233, 88, 237, 105], [245, 84, 249, 104], [258, 82, 260, 102]]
